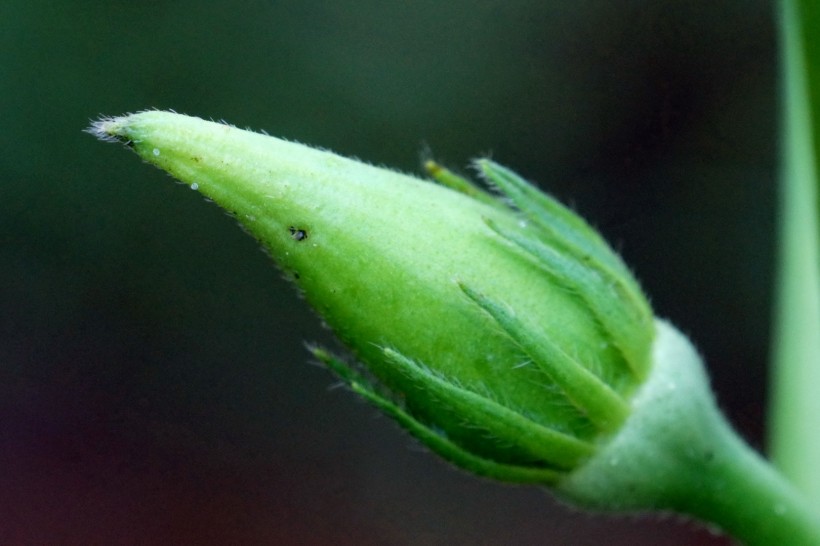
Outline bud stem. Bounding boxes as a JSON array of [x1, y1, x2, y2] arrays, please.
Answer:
[[560, 321, 820, 546]]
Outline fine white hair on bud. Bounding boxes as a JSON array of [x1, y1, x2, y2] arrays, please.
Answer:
[[86, 116, 126, 143]]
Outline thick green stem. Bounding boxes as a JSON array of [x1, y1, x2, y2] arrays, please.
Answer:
[[769, 0, 820, 508]]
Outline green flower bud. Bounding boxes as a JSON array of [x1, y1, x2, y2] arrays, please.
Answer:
[[91, 110, 652, 480], [91, 111, 820, 545]]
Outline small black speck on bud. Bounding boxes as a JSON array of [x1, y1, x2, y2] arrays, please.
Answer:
[[289, 226, 308, 241]]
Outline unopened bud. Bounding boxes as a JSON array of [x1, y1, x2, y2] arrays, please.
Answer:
[[92, 113, 820, 546]]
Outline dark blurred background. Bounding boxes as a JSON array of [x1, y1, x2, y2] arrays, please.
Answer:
[[1, 1, 776, 544]]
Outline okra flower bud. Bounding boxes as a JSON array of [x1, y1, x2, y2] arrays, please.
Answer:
[[90, 111, 820, 545]]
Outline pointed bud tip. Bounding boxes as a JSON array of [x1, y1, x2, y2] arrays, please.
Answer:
[[86, 114, 132, 144]]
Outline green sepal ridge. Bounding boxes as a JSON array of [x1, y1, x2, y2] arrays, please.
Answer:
[[485, 218, 651, 383], [424, 159, 504, 209], [475, 160, 651, 325], [459, 283, 630, 433], [311, 346, 563, 484], [380, 347, 596, 471]]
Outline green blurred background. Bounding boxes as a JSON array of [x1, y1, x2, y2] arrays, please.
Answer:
[[1, 1, 776, 544]]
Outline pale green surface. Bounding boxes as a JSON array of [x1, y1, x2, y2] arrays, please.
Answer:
[[769, 0, 820, 508]]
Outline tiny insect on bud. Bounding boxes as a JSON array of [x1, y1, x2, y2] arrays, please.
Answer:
[[288, 227, 308, 241]]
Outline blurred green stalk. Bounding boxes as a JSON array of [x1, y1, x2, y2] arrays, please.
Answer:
[[768, 0, 820, 509]]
